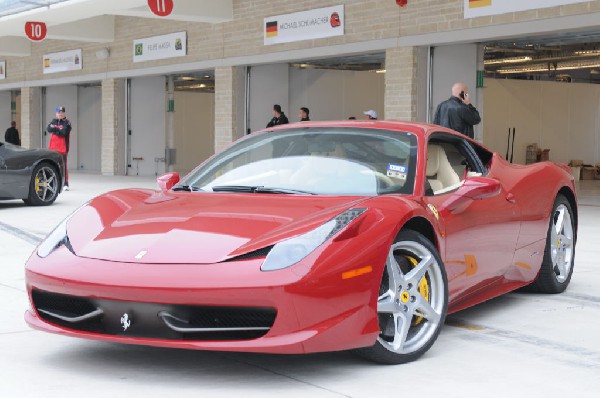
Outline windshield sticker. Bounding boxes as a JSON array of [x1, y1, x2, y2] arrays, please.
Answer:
[[387, 164, 407, 180]]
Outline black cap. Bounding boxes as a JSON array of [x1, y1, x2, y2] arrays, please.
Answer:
[[56, 106, 65, 112]]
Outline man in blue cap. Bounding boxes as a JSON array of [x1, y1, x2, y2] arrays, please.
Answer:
[[47, 106, 72, 191]]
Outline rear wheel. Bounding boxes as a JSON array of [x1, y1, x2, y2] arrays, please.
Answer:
[[527, 194, 575, 293], [23, 162, 60, 206], [355, 230, 448, 364]]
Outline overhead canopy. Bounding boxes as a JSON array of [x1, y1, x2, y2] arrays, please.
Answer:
[[0, 0, 233, 56]]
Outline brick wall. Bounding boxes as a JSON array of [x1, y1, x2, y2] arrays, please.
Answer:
[[20, 87, 41, 149], [101, 79, 118, 175], [385, 47, 418, 121]]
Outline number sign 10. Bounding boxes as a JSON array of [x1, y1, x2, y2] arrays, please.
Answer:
[[25, 22, 47, 41]]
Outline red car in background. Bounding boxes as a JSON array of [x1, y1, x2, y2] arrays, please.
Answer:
[[24, 121, 577, 364]]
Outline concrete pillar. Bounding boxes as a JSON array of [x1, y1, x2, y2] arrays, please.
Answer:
[[101, 78, 119, 175], [214, 65, 245, 153], [384, 47, 419, 121], [166, 75, 175, 172], [20, 86, 42, 149]]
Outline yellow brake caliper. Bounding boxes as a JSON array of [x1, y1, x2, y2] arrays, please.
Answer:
[[35, 177, 41, 193], [405, 255, 430, 326]]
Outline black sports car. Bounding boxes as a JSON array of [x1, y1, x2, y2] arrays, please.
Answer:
[[0, 141, 65, 206]]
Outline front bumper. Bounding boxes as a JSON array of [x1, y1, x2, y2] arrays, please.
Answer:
[[25, 245, 380, 354]]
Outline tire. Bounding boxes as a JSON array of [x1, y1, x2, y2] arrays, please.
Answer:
[[354, 229, 448, 364], [527, 194, 576, 293], [23, 162, 60, 206]]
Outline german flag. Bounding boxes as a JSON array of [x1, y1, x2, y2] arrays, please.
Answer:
[[266, 21, 278, 38], [469, 0, 492, 8]]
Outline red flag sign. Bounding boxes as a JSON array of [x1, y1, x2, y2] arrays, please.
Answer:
[[148, 0, 173, 17], [25, 22, 47, 41]]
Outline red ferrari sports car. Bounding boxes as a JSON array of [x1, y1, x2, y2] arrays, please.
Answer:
[[25, 121, 577, 364]]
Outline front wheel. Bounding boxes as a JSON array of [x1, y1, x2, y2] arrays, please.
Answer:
[[355, 230, 448, 364], [23, 162, 60, 206], [527, 194, 576, 293]]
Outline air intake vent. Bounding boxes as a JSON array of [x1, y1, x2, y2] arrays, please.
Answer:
[[32, 289, 276, 341]]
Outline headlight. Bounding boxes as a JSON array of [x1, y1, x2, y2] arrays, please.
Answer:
[[37, 218, 70, 258], [261, 208, 366, 271], [37, 202, 88, 258]]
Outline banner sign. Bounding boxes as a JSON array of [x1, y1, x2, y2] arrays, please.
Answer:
[[0, 61, 5, 80], [264, 5, 344, 46], [43, 49, 82, 74], [133, 31, 186, 63], [465, 0, 589, 18]]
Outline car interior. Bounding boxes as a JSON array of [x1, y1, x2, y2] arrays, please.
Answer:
[[426, 136, 486, 196]]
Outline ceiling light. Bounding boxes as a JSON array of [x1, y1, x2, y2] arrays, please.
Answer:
[[374, 69, 386, 73], [484, 56, 532, 65], [574, 50, 600, 56], [498, 60, 600, 74], [186, 84, 209, 89]]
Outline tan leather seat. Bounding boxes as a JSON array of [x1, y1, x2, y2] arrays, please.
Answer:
[[427, 145, 461, 194]]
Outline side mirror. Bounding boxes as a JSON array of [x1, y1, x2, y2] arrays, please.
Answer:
[[157, 172, 180, 191]]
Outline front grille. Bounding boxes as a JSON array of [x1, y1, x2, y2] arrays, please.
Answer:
[[32, 289, 276, 341]]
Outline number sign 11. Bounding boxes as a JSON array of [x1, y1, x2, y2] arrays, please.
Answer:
[[147, 0, 174, 17]]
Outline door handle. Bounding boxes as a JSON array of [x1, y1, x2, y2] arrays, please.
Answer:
[[506, 193, 516, 203]]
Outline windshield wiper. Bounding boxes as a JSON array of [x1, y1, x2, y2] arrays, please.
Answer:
[[172, 185, 203, 192], [211, 185, 315, 195], [254, 186, 315, 195]]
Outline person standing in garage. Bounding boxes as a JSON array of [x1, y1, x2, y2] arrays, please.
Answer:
[[4, 121, 20, 145], [266, 104, 289, 127], [47, 106, 72, 191], [434, 82, 481, 139], [299, 107, 310, 121], [363, 110, 378, 120]]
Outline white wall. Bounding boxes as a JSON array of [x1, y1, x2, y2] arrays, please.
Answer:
[[289, 67, 384, 122], [0, 91, 11, 140], [44, 85, 78, 170], [129, 76, 166, 176], [77, 86, 102, 173], [431, 44, 481, 138], [483, 78, 600, 165], [248, 64, 289, 133], [173, 91, 214, 175]]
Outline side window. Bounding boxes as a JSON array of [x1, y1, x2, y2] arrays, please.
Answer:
[[465, 141, 492, 172], [426, 134, 479, 196]]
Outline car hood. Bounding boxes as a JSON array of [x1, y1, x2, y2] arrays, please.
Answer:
[[66, 189, 369, 264]]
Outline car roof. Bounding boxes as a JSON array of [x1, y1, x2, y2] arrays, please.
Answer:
[[259, 120, 461, 140]]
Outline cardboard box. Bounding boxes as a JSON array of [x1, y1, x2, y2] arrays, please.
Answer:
[[581, 167, 596, 180], [570, 166, 581, 181], [569, 159, 584, 167]]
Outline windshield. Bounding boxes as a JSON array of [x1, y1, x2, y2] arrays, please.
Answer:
[[178, 127, 418, 196]]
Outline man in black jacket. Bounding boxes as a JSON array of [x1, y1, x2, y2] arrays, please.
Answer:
[[4, 121, 20, 145], [433, 82, 481, 139], [266, 104, 289, 127]]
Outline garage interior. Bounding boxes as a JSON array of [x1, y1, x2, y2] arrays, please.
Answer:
[[483, 31, 600, 168]]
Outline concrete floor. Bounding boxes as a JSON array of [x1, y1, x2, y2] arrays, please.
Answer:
[[1, 174, 599, 397]]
